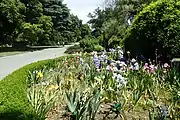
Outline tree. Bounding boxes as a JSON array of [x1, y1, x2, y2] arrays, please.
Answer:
[[37, 15, 53, 45], [68, 14, 83, 42], [80, 24, 91, 39], [19, 23, 43, 45], [40, 0, 70, 31], [88, 7, 106, 37], [123, 0, 180, 60], [87, 0, 156, 49], [20, 0, 43, 23], [17, 15, 53, 45], [0, 0, 86, 46], [0, 0, 25, 45]]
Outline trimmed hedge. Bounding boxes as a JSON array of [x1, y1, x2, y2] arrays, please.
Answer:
[[0, 55, 72, 120]]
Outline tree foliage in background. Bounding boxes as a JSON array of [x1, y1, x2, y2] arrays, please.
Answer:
[[0, 0, 90, 46], [87, 0, 155, 49], [123, 0, 180, 59], [0, 0, 25, 45]]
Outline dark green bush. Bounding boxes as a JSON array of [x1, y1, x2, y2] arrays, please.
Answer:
[[123, 0, 180, 59], [64, 44, 83, 54], [0, 56, 73, 120], [79, 36, 100, 52]]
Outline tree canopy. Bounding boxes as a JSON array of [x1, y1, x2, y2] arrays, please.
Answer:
[[0, 0, 90, 46], [123, 0, 180, 59], [87, 0, 155, 49]]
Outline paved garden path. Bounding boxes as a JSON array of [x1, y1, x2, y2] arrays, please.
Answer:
[[0, 44, 74, 80]]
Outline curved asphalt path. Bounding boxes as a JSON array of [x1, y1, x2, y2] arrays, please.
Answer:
[[0, 44, 74, 80]]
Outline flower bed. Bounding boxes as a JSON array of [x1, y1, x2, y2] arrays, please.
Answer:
[[26, 47, 180, 120]]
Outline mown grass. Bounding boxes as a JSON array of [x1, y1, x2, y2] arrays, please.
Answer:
[[0, 51, 26, 57]]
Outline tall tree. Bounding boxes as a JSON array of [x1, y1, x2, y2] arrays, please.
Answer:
[[87, 0, 156, 49], [0, 0, 25, 45], [88, 7, 106, 37], [20, 0, 43, 23], [0, 0, 86, 46], [39, 0, 73, 43]]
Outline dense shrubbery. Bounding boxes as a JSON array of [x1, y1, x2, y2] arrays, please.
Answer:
[[79, 36, 104, 52], [123, 0, 180, 59], [0, 56, 73, 120], [64, 44, 83, 54]]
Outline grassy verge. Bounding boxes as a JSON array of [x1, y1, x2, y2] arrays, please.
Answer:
[[0, 51, 26, 57], [0, 46, 63, 57], [0, 55, 73, 120]]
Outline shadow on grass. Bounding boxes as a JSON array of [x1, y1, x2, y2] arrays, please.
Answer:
[[0, 111, 37, 120]]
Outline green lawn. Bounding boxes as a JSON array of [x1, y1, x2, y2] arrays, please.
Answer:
[[0, 51, 25, 57]]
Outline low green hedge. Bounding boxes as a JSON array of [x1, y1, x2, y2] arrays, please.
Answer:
[[0, 55, 72, 120]]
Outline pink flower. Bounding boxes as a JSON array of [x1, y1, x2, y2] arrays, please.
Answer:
[[149, 65, 156, 73], [163, 63, 170, 73], [163, 63, 170, 68], [143, 63, 149, 70]]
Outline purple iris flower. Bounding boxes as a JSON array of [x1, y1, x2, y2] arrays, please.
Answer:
[[117, 66, 121, 70], [160, 105, 168, 118], [93, 55, 100, 68], [120, 57, 127, 63], [100, 54, 107, 62], [94, 59, 100, 68], [107, 60, 111, 65]]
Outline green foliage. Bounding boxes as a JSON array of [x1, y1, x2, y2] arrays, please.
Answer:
[[27, 82, 58, 120], [80, 24, 91, 39], [0, 0, 25, 44], [40, 0, 69, 31], [94, 45, 104, 52], [0, 55, 72, 120], [123, 0, 180, 59], [18, 15, 53, 46], [65, 44, 83, 54], [79, 36, 100, 52], [0, 0, 88, 46], [37, 15, 53, 45], [19, 23, 43, 45], [20, 0, 43, 23], [87, 0, 155, 48], [65, 89, 101, 120]]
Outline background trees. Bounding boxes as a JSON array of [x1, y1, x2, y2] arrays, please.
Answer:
[[86, 0, 180, 59], [123, 0, 180, 59], [87, 0, 155, 50], [0, 0, 25, 45], [0, 0, 90, 46]]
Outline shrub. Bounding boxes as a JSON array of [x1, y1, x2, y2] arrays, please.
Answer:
[[0, 56, 73, 120], [79, 36, 99, 52], [64, 44, 83, 54], [123, 0, 180, 60], [94, 45, 104, 52]]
